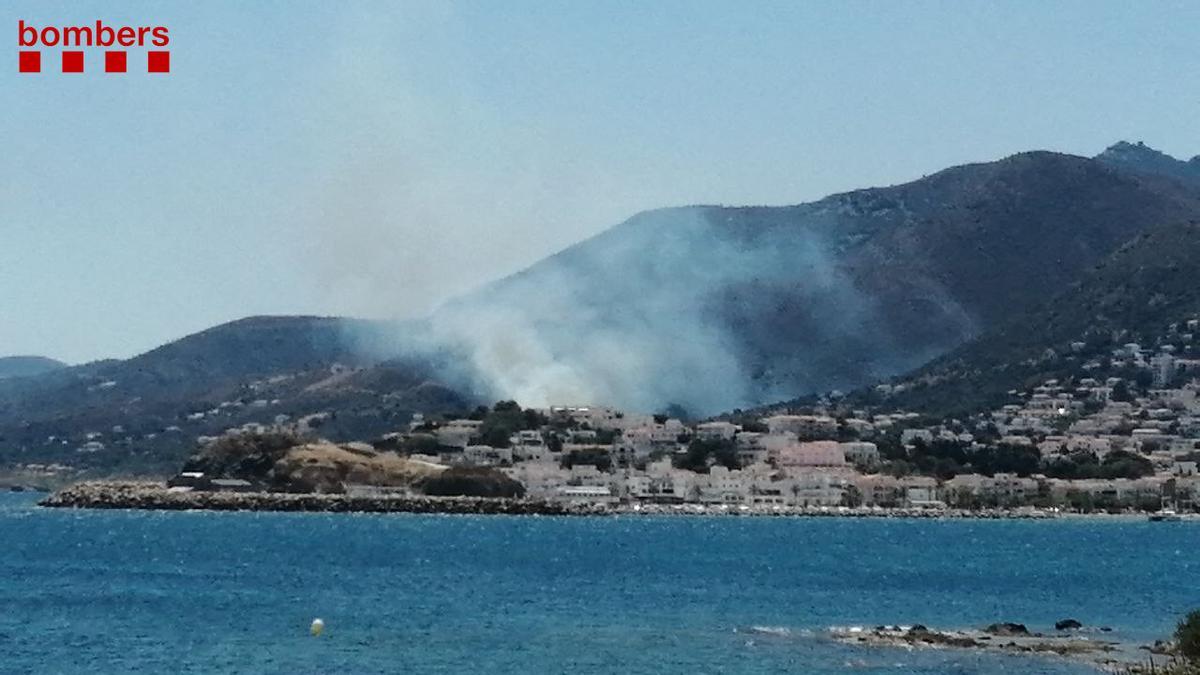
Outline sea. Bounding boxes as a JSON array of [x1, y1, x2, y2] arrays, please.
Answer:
[[1, 492, 1198, 674]]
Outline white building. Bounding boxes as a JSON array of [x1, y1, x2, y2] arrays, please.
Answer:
[[839, 441, 879, 467], [763, 415, 837, 439], [463, 445, 513, 466], [695, 421, 739, 441]]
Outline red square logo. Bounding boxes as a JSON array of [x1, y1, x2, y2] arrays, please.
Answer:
[[148, 51, 169, 73], [18, 51, 40, 73], [105, 51, 127, 73], [62, 51, 84, 73]]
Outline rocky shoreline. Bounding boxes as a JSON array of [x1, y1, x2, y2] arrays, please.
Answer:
[[822, 622, 1166, 671], [40, 481, 1178, 520], [38, 481, 607, 516]]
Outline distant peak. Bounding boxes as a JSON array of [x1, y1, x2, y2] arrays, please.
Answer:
[[1099, 139, 1168, 157], [1095, 140, 1200, 182], [0, 355, 67, 379]]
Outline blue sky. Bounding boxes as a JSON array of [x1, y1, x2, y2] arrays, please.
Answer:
[[4, 0, 1199, 363]]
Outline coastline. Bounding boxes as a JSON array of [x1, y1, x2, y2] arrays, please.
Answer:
[[38, 481, 606, 516], [38, 481, 1196, 520], [817, 623, 1174, 672]]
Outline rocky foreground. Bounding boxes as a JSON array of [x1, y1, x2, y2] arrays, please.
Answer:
[[39, 481, 605, 516], [823, 622, 1173, 670]]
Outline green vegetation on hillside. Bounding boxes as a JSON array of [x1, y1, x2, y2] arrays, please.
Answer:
[[863, 219, 1200, 418]]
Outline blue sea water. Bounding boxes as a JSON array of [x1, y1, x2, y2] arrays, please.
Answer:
[[1, 493, 1198, 674]]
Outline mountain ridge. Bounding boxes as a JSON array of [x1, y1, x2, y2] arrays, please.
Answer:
[[435, 147, 1200, 414]]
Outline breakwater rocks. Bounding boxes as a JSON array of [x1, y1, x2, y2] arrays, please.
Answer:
[[40, 482, 1072, 519], [39, 481, 606, 516]]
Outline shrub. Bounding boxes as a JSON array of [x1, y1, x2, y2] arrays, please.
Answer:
[[1177, 609, 1200, 660], [418, 466, 525, 498], [561, 447, 612, 472], [182, 430, 305, 479]]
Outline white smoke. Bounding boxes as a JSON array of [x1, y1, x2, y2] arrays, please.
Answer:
[[413, 206, 869, 415]]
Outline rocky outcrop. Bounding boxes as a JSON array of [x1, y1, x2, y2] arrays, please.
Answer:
[[984, 622, 1031, 637], [829, 624, 1125, 667], [270, 442, 444, 493], [39, 481, 598, 516], [174, 432, 445, 494], [1056, 618, 1084, 631]]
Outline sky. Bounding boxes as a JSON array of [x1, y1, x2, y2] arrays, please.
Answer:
[[3, 0, 1199, 364]]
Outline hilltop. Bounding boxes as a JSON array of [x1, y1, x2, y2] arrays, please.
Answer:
[[1095, 140, 1200, 186], [0, 356, 66, 379]]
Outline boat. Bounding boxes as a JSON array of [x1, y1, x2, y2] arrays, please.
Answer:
[[1149, 509, 1183, 522]]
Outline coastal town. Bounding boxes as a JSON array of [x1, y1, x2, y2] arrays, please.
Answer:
[[367, 386, 1199, 514], [23, 336, 1200, 518], [346, 328, 1200, 515], [16, 323, 1200, 519]]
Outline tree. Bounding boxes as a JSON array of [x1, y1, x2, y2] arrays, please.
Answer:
[[400, 434, 439, 455], [908, 438, 970, 478], [593, 428, 618, 444], [480, 425, 513, 448], [561, 447, 612, 472], [876, 435, 907, 461], [674, 438, 738, 473], [522, 408, 548, 430], [836, 421, 860, 441], [476, 400, 535, 448], [1098, 450, 1154, 479], [840, 484, 863, 508], [1134, 369, 1155, 390], [737, 418, 769, 433], [1175, 609, 1200, 660], [419, 466, 525, 498], [974, 443, 1041, 477], [660, 403, 693, 422]]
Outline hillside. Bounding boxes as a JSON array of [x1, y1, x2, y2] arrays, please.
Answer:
[[0, 356, 66, 379], [0, 316, 473, 475], [863, 217, 1200, 416], [435, 148, 1200, 415]]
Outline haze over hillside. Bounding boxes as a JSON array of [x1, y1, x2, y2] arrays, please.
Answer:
[[420, 144, 1200, 416]]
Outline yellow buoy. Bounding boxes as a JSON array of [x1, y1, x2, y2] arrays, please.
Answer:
[[310, 618, 325, 637]]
